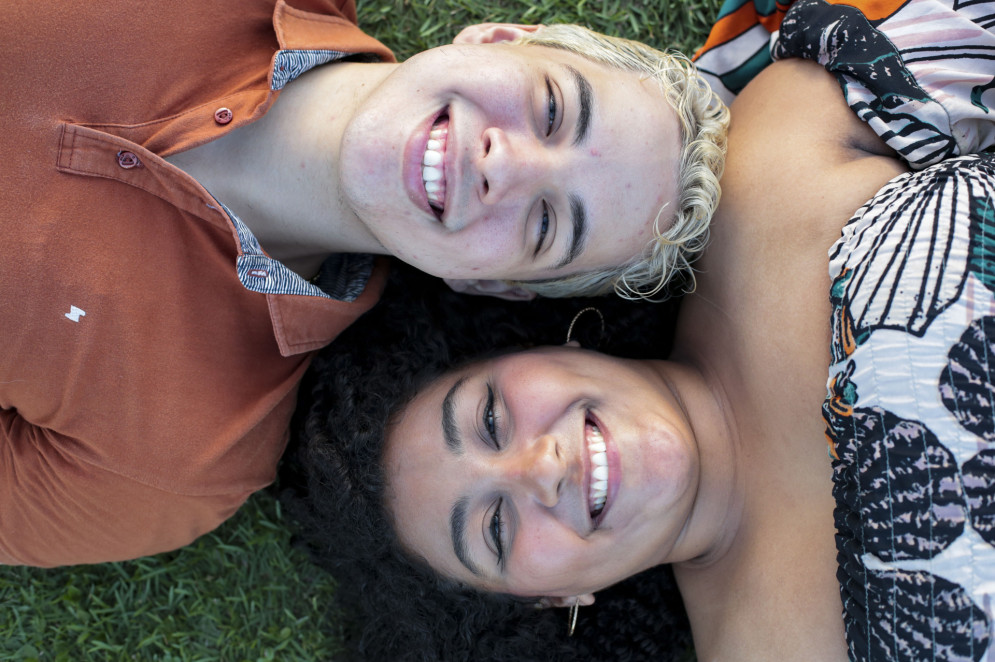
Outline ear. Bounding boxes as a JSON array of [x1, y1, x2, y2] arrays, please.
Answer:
[[543, 594, 596, 609], [444, 278, 537, 302], [452, 23, 542, 45]]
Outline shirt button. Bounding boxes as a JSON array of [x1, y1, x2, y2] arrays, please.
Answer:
[[214, 107, 233, 125], [116, 150, 141, 169]]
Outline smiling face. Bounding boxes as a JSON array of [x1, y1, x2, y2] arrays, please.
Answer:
[[338, 42, 681, 281], [383, 346, 700, 599]]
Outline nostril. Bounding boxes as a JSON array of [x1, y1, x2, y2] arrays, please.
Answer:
[[556, 479, 564, 497], [482, 177, 489, 195]]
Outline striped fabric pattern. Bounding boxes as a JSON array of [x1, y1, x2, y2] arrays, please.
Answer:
[[223, 201, 372, 303], [694, 0, 995, 169], [271, 49, 350, 90]]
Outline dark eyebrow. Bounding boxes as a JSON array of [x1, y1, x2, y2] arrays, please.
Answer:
[[551, 65, 593, 270], [450, 497, 482, 577], [442, 377, 467, 455], [443, 378, 484, 576], [566, 64, 593, 147], [555, 194, 589, 270]]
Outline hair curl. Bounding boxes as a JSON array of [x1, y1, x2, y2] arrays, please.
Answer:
[[509, 24, 729, 300], [279, 263, 691, 661]]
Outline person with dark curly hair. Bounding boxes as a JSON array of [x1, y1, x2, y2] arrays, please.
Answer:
[[281, 263, 695, 661]]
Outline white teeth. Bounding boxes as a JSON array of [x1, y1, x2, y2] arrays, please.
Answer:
[[422, 150, 443, 167], [587, 423, 609, 518], [422, 121, 448, 210]]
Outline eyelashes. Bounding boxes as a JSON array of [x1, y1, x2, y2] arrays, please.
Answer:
[[483, 384, 506, 566], [484, 384, 501, 448], [544, 75, 558, 136], [534, 201, 550, 257], [490, 497, 506, 566], [533, 75, 558, 259]]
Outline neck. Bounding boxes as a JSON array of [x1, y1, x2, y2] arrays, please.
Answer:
[[650, 357, 745, 570], [166, 60, 398, 277]]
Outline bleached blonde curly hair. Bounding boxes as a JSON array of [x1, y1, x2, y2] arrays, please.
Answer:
[[511, 24, 729, 300]]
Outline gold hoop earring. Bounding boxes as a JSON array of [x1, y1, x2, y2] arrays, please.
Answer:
[[565, 307, 605, 346]]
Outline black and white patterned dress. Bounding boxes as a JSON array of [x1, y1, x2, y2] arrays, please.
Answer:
[[824, 155, 995, 661]]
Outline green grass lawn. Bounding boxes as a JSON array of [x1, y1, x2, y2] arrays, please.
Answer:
[[0, 2, 720, 660]]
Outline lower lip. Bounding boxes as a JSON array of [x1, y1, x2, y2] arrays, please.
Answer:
[[403, 112, 439, 218], [590, 413, 621, 526]]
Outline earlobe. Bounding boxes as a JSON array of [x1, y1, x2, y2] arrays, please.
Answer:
[[452, 23, 542, 45], [542, 593, 596, 609], [443, 278, 537, 301]]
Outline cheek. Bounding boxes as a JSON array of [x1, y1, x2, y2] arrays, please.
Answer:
[[638, 424, 696, 500], [454, 222, 519, 259], [514, 527, 589, 580]]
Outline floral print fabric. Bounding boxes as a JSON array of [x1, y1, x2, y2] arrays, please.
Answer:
[[824, 155, 995, 661]]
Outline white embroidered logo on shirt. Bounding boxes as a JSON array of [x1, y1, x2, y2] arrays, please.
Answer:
[[65, 306, 86, 323]]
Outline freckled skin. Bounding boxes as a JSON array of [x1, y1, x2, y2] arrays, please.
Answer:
[[337, 43, 682, 281]]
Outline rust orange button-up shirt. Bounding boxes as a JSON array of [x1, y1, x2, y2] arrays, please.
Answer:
[[0, 0, 393, 566]]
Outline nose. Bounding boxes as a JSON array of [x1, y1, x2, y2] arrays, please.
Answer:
[[476, 127, 547, 206], [506, 433, 564, 508]]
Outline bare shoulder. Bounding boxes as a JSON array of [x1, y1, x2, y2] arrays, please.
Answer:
[[731, 58, 893, 161], [709, 57, 908, 258], [675, 450, 849, 662]]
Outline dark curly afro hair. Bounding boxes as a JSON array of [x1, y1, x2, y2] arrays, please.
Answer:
[[279, 262, 693, 662]]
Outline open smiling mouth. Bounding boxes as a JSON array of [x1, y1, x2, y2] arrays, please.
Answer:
[[422, 114, 449, 220], [587, 419, 609, 520]]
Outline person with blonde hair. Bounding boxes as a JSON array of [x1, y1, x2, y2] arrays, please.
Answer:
[[485, 24, 728, 299]]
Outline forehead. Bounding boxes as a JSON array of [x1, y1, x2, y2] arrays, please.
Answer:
[[384, 371, 473, 577]]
